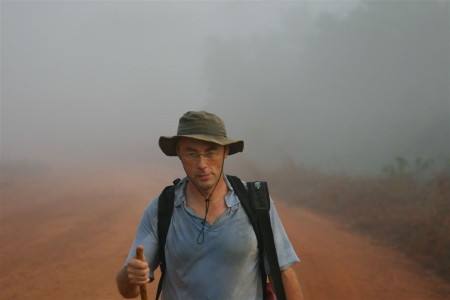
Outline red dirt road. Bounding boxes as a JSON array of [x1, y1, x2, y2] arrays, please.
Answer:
[[1, 164, 449, 299], [278, 201, 450, 300]]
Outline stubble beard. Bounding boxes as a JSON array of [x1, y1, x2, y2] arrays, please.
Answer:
[[192, 173, 220, 196]]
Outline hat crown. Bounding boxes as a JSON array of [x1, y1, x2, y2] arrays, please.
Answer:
[[177, 111, 227, 137]]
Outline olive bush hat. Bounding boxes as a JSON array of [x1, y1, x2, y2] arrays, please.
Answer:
[[159, 111, 244, 156]]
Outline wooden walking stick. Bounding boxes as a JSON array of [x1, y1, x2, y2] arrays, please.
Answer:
[[136, 247, 149, 300]]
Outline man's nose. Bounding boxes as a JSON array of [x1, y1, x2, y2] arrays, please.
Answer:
[[196, 154, 208, 167]]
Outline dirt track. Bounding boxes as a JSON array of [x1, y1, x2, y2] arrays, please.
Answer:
[[1, 164, 449, 299]]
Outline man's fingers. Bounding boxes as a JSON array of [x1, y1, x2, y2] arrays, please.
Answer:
[[127, 256, 150, 285], [125, 247, 150, 285], [128, 267, 148, 276], [128, 258, 148, 270], [127, 267, 149, 285], [128, 273, 149, 284], [128, 276, 149, 286]]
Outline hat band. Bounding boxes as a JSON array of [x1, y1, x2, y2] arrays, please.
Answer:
[[178, 125, 227, 137]]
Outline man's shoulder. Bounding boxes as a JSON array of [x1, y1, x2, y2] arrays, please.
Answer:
[[155, 177, 188, 209]]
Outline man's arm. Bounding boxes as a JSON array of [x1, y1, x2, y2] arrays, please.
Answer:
[[281, 266, 304, 300], [116, 264, 140, 298], [116, 246, 150, 299]]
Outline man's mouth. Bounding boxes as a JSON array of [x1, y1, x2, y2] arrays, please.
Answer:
[[197, 174, 211, 180]]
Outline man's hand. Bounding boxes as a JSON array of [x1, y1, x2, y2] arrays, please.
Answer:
[[127, 245, 150, 285], [116, 245, 151, 298]]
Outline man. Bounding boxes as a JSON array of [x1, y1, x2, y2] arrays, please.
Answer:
[[116, 111, 303, 299]]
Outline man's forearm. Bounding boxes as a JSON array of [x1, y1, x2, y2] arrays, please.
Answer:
[[281, 267, 304, 300], [116, 265, 140, 299]]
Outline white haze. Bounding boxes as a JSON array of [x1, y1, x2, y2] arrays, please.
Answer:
[[1, 1, 449, 175]]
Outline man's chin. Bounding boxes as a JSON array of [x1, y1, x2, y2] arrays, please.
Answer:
[[193, 179, 215, 194]]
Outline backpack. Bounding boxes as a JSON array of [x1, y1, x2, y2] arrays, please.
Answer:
[[156, 175, 286, 300]]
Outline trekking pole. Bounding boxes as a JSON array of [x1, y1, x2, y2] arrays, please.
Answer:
[[136, 247, 149, 300]]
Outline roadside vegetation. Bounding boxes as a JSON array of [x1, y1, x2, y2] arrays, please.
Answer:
[[247, 158, 450, 282]]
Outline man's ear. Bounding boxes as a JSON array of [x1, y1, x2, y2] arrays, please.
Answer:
[[176, 145, 182, 160], [224, 145, 230, 158]]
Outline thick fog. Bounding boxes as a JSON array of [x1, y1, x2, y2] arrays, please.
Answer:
[[1, 1, 449, 175]]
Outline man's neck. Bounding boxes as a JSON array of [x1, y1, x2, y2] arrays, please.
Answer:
[[186, 178, 228, 205]]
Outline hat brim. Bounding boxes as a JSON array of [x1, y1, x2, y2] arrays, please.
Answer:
[[159, 134, 244, 156]]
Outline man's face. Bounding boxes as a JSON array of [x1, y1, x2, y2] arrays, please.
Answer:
[[177, 137, 228, 194]]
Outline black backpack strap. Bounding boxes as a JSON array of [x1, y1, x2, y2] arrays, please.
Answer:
[[227, 175, 287, 300], [156, 178, 180, 300], [227, 175, 266, 297], [248, 181, 286, 300]]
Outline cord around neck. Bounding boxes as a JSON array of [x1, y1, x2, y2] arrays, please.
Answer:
[[186, 147, 226, 244]]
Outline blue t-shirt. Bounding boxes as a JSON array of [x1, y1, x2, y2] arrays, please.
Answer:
[[126, 176, 300, 300]]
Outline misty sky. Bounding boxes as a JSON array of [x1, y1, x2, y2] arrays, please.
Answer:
[[1, 1, 449, 175]]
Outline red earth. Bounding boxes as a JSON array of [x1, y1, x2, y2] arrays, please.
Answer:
[[1, 163, 449, 299]]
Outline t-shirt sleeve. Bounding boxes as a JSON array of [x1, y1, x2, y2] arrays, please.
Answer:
[[267, 198, 301, 271], [125, 196, 161, 276]]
